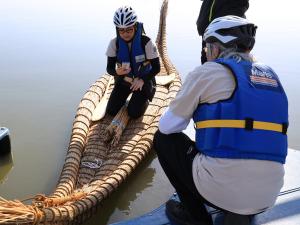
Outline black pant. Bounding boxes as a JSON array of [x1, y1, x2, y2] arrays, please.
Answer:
[[153, 130, 255, 225], [106, 79, 151, 119], [153, 130, 214, 223]]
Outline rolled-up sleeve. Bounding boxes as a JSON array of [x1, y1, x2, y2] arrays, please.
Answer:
[[168, 66, 205, 119], [159, 62, 236, 134], [105, 38, 117, 57], [159, 107, 190, 134]]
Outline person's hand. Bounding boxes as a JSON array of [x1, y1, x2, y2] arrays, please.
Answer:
[[116, 67, 131, 76], [130, 78, 144, 91]]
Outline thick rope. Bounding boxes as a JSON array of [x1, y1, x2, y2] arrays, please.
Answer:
[[0, 191, 86, 224], [0, 196, 39, 224], [33, 192, 86, 208]]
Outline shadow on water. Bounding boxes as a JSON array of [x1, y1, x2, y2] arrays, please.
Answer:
[[85, 151, 157, 225], [0, 152, 13, 184]]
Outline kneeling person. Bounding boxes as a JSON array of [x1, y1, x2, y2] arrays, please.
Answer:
[[106, 6, 160, 119], [154, 16, 288, 225]]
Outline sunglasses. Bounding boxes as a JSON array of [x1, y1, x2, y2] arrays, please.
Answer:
[[118, 27, 134, 34]]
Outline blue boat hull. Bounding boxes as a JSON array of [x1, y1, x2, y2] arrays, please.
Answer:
[[111, 149, 300, 225]]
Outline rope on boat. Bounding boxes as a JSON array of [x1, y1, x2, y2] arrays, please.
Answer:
[[0, 191, 87, 224], [81, 158, 103, 169], [0, 196, 42, 224], [33, 192, 87, 208]]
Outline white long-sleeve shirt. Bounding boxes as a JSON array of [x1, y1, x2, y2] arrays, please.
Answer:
[[159, 62, 284, 215]]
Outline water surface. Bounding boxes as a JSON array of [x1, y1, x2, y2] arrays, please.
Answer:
[[0, 0, 299, 224]]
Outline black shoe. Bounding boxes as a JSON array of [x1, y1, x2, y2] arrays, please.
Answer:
[[223, 212, 253, 225], [165, 200, 212, 225]]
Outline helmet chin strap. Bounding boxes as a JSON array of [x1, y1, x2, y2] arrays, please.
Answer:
[[206, 43, 220, 61]]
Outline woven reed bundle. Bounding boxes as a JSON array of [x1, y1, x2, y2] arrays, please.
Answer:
[[0, 0, 181, 224]]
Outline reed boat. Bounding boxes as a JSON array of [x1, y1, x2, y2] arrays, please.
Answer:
[[0, 0, 181, 224]]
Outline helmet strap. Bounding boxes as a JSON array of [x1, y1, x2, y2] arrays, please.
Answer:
[[206, 43, 220, 61]]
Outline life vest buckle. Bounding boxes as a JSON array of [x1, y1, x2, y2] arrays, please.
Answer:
[[245, 118, 254, 130], [282, 123, 288, 134]]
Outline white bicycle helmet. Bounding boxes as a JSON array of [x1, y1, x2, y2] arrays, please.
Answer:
[[113, 6, 138, 28], [203, 15, 257, 50]]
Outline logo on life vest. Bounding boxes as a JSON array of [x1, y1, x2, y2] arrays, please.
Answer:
[[135, 54, 146, 63], [250, 66, 278, 88]]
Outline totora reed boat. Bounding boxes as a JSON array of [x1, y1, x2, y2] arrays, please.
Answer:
[[0, 0, 181, 224]]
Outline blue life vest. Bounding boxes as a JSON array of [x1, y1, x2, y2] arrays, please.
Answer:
[[193, 58, 288, 164], [116, 22, 151, 79]]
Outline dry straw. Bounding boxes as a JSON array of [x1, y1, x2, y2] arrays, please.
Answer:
[[0, 197, 39, 224]]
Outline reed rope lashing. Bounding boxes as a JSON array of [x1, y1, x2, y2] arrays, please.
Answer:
[[33, 192, 87, 208]]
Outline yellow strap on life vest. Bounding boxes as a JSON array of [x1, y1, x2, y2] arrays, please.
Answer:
[[195, 120, 284, 133]]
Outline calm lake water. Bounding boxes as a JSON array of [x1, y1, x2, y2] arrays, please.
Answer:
[[0, 0, 299, 224]]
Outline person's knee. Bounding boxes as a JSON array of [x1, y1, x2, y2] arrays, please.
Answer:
[[127, 103, 148, 119], [153, 130, 162, 149], [153, 130, 170, 153], [106, 106, 118, 117], [127, 109, 143, 119]]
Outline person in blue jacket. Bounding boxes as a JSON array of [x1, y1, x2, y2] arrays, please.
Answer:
[[105, 6, 160, 119], [154, 16, 288, 225]]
